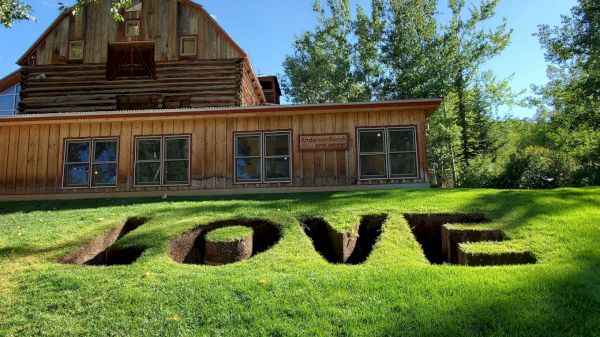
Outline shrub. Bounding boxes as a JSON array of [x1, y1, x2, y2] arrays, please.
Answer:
[[460, 156, 502, 188], [498, 146, 569, 189]]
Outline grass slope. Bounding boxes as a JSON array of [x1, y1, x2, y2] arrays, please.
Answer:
[[0, 188, 599, 336]]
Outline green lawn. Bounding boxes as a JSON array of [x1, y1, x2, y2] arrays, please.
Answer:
[[0, 188, 599, 336]]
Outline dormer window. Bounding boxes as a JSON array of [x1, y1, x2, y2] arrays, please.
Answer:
[[180, 35, 197, 57], [68, 40, 84, 60], [126, 20, 141, 37]]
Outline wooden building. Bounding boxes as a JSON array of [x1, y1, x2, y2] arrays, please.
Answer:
[[0, 0, 441, 200]]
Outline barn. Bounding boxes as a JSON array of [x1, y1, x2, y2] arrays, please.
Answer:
[[0, 0, 441, 200]]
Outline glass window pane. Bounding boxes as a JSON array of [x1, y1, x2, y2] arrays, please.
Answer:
[[181, 37, 197, 55], [66, 141, 90, 163], [94, 140, 117, 162], [265, 157, 290, 181], [390, 153, 417, 177], [389, 129, 415, 152], [165, 138, 189, 160], [92, 163, 117, 186], [236, 158, 261, 181], [359, 130, 385, 153], [359, 154, 386, 178], [164, 160, 189, 184], [136, 162, 161, 185], [236, 135, 260, 157], [69, 41, 84, 60], [0, 95, 15, 111], [265, 133, 290, 156], [64, 164, 89, 187], [126, 21, 140, 37], [137, 139, 161, 161], [0, 110, 14, 116]]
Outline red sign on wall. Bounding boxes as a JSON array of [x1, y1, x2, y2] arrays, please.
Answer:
[[298, 134, 349, 151]]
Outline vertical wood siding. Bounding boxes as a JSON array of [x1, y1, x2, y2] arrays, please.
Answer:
[[32, 0, 242, 65], [0, 109, 430, 195]]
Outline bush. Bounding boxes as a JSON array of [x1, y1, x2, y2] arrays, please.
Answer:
[[460, 156, 502, 188], [498, 146, 569, 189]]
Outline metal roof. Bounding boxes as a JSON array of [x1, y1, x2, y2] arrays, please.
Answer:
[[0, 99, 443, 122]]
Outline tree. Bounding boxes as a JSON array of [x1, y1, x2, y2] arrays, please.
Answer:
[[282, 0, 362, 103], [378, 0, 445, 100], [466, 72, 521, 158], [0, 0, 34, 28], [354, 0, 385, 101], [282, 0, 444, 104], [0, 0, 136, 28], [440, 0, 511, 167], [534, 0, 600, 185]]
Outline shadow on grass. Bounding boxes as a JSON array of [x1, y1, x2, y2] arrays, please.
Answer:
[[0, 190, 395, 216], [381, 250, 600, 336]]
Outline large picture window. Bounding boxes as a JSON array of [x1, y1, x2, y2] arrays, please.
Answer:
[[135, 135, 190, 186], [0, 84, 20, 115], [235, 131, 291, 183], [357, 127, 418, 180], [63, 138, 118, 188]]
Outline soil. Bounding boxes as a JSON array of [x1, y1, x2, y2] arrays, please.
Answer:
[[60, 217, 149, 266], [404, 213, 489, 264], [458, 250, 537, 266], [301, 214, 387, 264], [204, 229, 253, 265], [84, 247, 146, 266], [168, 219, 281, 265], [441, 225, 505, 264]]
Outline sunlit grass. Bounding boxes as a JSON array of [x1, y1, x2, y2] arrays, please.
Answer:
[[0, 187, 599, 336]]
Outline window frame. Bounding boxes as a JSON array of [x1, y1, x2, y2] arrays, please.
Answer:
[[125, 19, 141, 37], [234, 133, 262, 183], [356, 126, 419, 181], [234, 130, 293, 184], [68, 40, 84, 61], [61, 137, 119, 189], [0, 84, 20, 115], [387, 127, 419, 179], [133, 135, 191, 187], [179, 35, 198, 57]]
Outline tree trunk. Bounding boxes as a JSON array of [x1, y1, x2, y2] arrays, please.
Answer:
[[455, 72, 469, 167]]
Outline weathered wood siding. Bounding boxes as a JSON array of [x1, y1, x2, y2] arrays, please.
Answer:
[[31, 0, 242, 65], [17, 0, 265, 111], [20, 59, 246, 114], [0, 108, 429, 196]]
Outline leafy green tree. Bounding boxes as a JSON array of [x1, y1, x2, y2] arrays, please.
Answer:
[[1, 0, 138, 28], [0, 0, 34, 28], [440, 0, 511, 167], [378, 0, 444, 100], [534, 0, 600, 185], [354, 0, 385, 100], [282, 0, 362, 103]]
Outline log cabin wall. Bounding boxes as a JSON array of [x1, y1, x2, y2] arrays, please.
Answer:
[[17, 0, 265, 114], [0, 107, 430, 196], [20, 59, 245, 114]]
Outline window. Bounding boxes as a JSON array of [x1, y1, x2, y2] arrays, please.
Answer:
[[357, 127, 418, 180], [68, 40, 84, 60], [125, 20, 141, 37], [63, 138, 118, 188], [107, 42, 155, 80], [0, 84, 20, 115], [135, 136, 190, 186], [180, 36, 197, 57], [235, 132, 291, 183]]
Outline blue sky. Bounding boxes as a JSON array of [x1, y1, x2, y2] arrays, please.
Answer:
[[0, 0, 577, 118]]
